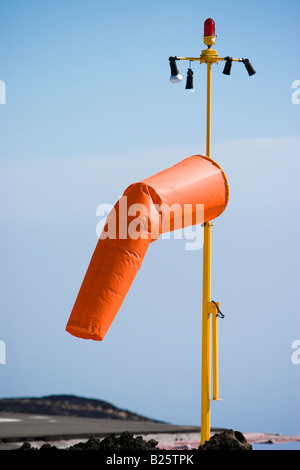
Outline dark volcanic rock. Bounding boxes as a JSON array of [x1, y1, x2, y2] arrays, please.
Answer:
[[16, 430, 252, 451], [17, 432, 159, 451], [199, 429, 252, 450], [69, 432, 158, 451]]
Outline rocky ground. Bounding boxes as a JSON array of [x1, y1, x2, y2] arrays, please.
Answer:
[[15, 429, 253, 451]]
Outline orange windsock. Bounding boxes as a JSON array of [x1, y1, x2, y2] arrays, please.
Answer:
[[66, 155, 229, 341]]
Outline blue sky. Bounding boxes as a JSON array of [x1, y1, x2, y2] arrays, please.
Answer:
[[0, 0, 299, 437]]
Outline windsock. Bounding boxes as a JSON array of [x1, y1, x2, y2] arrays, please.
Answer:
[[66, 154, 229, 341]]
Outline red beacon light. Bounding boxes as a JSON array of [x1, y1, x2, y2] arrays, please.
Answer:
[[204, 18, 215, 36], [203, 18, 216, 47]]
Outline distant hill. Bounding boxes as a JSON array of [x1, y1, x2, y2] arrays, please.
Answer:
[[0, 395, 161, 422]]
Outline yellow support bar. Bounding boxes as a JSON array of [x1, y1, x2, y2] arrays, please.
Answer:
[[208, 301, 222, 401], [176, 57, 201, 61]]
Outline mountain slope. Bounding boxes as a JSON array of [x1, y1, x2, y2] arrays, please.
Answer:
[[0, 395, 161, 422]]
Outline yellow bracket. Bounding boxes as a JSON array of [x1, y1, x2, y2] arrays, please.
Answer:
[[208, 301, 222, 401], [200, 48, 219, 64]]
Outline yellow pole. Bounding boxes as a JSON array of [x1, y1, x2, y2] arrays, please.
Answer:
[[171, 20, 254, 449], [200, 62, 212, 446]]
